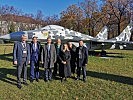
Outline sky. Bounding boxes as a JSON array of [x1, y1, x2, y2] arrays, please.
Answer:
[[0, 0, 84, 17]]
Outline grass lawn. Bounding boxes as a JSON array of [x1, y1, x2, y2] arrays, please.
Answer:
[[0, 44, 133, 100]]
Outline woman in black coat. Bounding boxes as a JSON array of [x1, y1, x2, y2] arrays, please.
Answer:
[[59, 44, 71, 81]]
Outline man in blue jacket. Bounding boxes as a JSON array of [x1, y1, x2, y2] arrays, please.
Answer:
[[13, 35, 30, 89], [29, 36, 41, 82]]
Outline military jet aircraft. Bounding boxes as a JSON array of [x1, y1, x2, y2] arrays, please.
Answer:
[[0, 24, 108, 42], [0, 24, 132, 52]]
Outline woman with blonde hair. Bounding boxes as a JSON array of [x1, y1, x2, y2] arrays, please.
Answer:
[[59, 43, 71, 82]]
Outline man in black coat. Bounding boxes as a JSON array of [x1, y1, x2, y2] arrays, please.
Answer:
[[53, 38, 63, 77], [76, 40, 88, 82], [68, 42, 77, 77]]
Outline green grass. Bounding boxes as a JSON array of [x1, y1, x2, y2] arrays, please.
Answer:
[[0, 44, 133, 100]]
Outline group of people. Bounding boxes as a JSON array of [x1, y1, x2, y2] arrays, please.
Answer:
[[13, 35, 88, 89]]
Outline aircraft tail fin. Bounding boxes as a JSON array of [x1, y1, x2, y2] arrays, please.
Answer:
[[115, 23, 132, 42], [95, 26, 108, 40]]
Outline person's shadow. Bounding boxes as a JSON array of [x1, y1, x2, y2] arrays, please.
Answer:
[[0, 67, 17, 86], [86, 71, 133, 85], [0, 53, 13, 62], [0, 66, 46, 86]]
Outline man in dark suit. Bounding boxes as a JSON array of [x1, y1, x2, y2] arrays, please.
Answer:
[[13, 35, 30, 89], [29, 36, 41, 82], [68, 42, 77, 77], [76, 40, 88, 82], [41, 37, 56, 82], [53, 38, 63, 77]]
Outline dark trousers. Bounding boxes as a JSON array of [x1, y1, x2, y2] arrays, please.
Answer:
[[77, 66, 86, 79], [30, 61, 39, 80], [71, 61, 76, 74], [65, 65, 71, 77], [44, 61, 52, 80], [17, 58, 27, 85], [53, 57, 60, 76]]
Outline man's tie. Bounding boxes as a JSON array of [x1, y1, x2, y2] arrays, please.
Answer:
[[23, 43, 26, 49], [34, 43, 36, 51], [48, 45, 50, 58]]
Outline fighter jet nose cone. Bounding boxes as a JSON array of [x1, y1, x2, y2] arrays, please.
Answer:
[[0, 34, 10, 40]]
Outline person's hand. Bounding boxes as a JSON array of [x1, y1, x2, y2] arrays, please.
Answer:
[[62, 61, 66, 64], [64, 61, 66, 64], [62, 61, 64, 64], [14, 61, 17, 65], [28, 61, 30, 64], [85, 64, 87, 66]]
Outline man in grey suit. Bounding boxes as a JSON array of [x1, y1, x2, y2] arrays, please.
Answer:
[[41, 37, 56, 82], [13, 35, 30, 89]]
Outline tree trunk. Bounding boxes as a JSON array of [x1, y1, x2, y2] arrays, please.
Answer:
[[88, 22, 91, 35], [92, 27, 95, 37], [117, 22, 121, 35]]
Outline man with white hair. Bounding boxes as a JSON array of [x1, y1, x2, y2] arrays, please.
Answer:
[[13, 35, 30, 89]]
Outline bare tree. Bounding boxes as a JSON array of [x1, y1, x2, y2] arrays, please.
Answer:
[[35, 10, 44, 21], [45, 15, 59, 25], [104, 0, 131, 35], [60, 4, 83, 32], [80, 0, 102, 36]]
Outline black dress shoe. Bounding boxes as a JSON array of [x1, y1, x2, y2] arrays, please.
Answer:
[[36, 79, 39, 82], [49, 79, 52, 81], [30, 79, 34, 83], [53, 73, 57, 77], [76, 77, 80, 80], [64, 78, 67, 81], [23, 82, 28, 86], [61, 77, 64, 82], [83, 78, 86, 82], [61, 79, 63, 82], [44, 79, 48, 82], [17, 84, 22, 89]]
